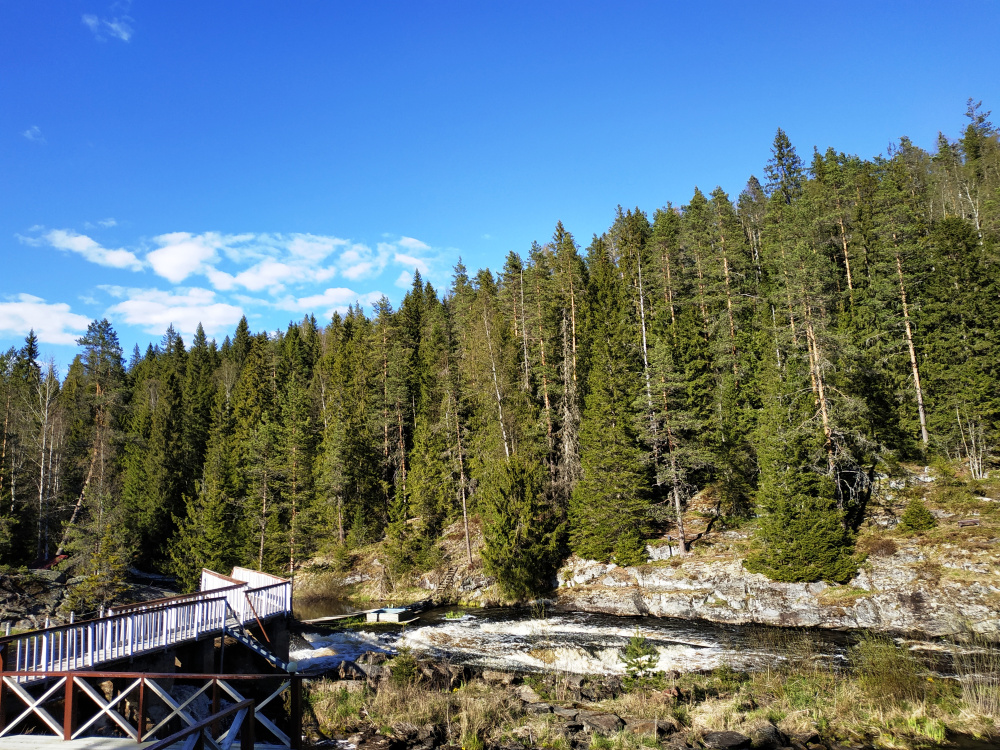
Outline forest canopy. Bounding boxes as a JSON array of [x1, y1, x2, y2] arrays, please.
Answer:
[[2, 103, 998, 602]]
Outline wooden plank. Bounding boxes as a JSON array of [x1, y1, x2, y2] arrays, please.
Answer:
[[0, 738, 152, 748]]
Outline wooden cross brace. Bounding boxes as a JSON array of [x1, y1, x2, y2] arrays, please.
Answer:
[[0, 675, 66, 737], [142, 678, 213, 739], [217, 678, 291, 747], [72, 676, 141, 740]]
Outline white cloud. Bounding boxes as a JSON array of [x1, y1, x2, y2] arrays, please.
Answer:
[[82, 13, 133, 42], [22, 126, 45, 144], [394, 271, 415, 288], [41, 229, 143, 271], [398, 236, 431, 251], [147, 231, 223, 283], [105, 287, 243, 337], [393, 253, 431, 277], [281, 287, 384, 320], [0, 294, 91, 345], [98, 218, 117, 228], [147, 232, 343, 290]]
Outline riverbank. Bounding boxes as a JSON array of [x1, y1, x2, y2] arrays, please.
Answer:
[[295, 469, 1000, 639], [303, 633, 999, 750]]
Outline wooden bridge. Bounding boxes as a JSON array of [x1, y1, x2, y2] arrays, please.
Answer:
[[0, 568, 298, 748]]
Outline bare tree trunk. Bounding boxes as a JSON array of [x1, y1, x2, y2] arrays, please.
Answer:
[[289, 447, 297, 575], [715, 217, 740, 378], [895, 249, 929, 447], [636, 255, 656, 436], [482, 310, 511, 460], [258, 468, 268, 571], [0, 382, 9, 504], [519, 270, 530, 391], [659, 244, 678, 339], [534, 277, 554, 477], [836, 204, 855, 296]]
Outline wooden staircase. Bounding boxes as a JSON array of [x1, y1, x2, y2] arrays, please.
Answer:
[[438, 567, 457, 591], [224, 606, 288, 671]]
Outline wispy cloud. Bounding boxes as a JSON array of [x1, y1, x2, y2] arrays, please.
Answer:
[[279, 287, 385, 320], [103, 286, 243, 337], [14, 224, 454, 344], [82, 13, 133, 42], [26, 229, 143, 271], [21, 126, 45, 144], [0, 294, 91, 346]]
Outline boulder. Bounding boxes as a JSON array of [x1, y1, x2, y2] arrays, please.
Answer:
[[514, 684, 543, 703], [552, 706, 579, 719], [749, 723, 787, 750], [482, 669, 517, 685], [624, 718, 675, 737], [702, 731, 752, 750], [577, 711, 624, 734]]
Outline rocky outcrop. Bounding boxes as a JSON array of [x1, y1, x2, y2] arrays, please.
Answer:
[[557, 550, 1000, 637]]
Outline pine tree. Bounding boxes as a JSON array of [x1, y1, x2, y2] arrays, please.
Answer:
[[745, 360, 857, 583], [479, 453, 562, 599], [569, 245, 650, 561]]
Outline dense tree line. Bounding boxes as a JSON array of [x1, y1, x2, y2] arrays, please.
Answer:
[[1, 104, 998, 602]]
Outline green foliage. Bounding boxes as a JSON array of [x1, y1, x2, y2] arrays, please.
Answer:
[[612, 529, 648, 567], [480, 454, 563, 600], [898, 498, 937, 532], [388, 646, 420, 686], [621, 630, 660, 679]]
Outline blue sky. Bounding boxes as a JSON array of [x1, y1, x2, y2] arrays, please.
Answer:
[[3, 1, 999, 367]]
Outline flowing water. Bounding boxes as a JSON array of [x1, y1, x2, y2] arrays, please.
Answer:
[[290, 603, 863, 676]]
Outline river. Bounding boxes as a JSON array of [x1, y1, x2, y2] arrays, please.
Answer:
[[289, 601, 876, 676]]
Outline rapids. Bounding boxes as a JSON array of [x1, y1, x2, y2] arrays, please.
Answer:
[[290, 606, 858, 676]]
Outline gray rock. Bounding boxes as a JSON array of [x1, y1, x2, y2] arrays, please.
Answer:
[[524, 702, 553, 715], [482, 669, 517, 685], [514, 684, 543, 703], [31, 569, 66, 584], [749, 723, 786, 750], [702, 731, 751, 750], [552, 706, 579, 719], [557, 550, 1000, 636], [577, 711, 623, 734], [624, 719, 674, 737]]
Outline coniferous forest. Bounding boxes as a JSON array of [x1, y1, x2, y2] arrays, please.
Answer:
[[2, 107, 999, 606]]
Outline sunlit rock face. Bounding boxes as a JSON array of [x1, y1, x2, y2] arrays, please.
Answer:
[[557, 554, 1000, 637]]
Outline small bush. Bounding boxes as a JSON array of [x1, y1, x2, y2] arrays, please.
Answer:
[[388, 647, 420, 686], [857, 535, 898, 557], [622, 630, 659, 679], [899, 499, 937, 532]]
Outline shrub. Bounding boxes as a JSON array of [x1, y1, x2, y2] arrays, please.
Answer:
[[389, 647, 420, 686], [857, 535, 898, 557], [622, 630, 659, 679], [899, 499, 936, 532]]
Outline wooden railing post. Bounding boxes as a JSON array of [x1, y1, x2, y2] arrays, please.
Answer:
[[137, 676, 146, 742], [291, 674, 302, 750], [63, 674, 74, 741], [0, 642, 7, 731], [241, 708, 255, 750]]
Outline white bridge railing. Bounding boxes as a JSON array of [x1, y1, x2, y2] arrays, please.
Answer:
[[1, 567, 291, 683]]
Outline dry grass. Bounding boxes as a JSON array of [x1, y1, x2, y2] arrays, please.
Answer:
[[817, 586, 872, 607]]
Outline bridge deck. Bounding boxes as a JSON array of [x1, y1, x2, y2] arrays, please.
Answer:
[[0, 741, 289, 749]]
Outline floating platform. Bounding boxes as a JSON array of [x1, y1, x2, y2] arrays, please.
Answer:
[[366, 607, 419, 623]]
